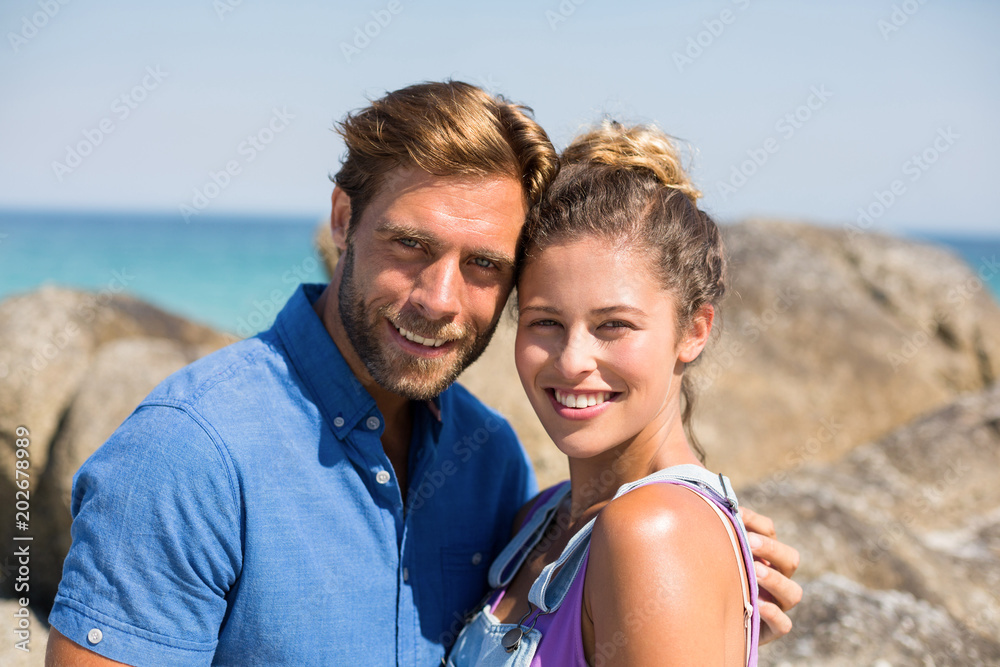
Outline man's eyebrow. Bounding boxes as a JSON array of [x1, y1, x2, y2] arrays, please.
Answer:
[[376, 219, 515, 269], [375, 220, 436, 245]]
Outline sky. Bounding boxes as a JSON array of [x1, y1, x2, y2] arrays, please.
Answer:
[[1, 0, 998, 236]]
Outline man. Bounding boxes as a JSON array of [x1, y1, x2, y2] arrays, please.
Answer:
[[47, 81, 800, 666]]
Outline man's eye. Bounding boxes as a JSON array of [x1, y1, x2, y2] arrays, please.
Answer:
[[398, 238, 420, 249], [471, 257, 495, 269]]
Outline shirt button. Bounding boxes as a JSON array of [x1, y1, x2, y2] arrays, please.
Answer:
[[402, 567, 410, 582], [375, 470, 391, 484], [471, 552, 483, 566], [333, 416, 345, 428], [87, 628, 103, 645], [366, 416, 381, 430]]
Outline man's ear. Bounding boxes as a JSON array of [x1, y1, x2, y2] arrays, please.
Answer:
[[678, 304, 715, 364], [330, 187, 352, 251]]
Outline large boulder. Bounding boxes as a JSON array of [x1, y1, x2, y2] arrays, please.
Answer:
[[680, 220, 1000, 484], [758, 574, 1000, 666], [744, 382, 1000, 660], [0, 287, 232, 608]]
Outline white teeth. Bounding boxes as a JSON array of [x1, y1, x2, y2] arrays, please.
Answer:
[[395, 325, 446, 348], [553, 390, 612, 409]]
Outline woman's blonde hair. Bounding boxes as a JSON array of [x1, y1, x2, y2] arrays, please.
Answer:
[[518, 120, 727, 461]]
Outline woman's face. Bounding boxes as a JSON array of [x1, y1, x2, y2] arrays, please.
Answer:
[[514, 236, 708, 460]]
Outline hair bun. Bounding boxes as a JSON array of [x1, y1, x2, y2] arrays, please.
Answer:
[[561, 120, 702, 203]]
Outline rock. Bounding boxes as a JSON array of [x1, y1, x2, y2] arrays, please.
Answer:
[[758, 574, 1000, 666], [692, 220, 1000, 485], [31, 337, 215, 611], [0, 286, 232, 476], [0, 598, 48, 666], [742, 382, 1000, 649], [0, 287, 232, 607]]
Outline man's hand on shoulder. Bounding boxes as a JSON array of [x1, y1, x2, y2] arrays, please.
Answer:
[[46, 628, 131, 667], [741, 506, 803, 644]]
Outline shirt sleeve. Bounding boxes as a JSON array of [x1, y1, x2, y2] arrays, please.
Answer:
[[48, 403, 242, 667]]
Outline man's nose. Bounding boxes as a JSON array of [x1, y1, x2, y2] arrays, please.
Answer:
[[410, 259, 462, 321]]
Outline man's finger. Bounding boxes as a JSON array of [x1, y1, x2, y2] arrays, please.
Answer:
[[741, 506, 776, 539], [749, 532, 800, 579], [757, 599, 794, 645], [754, 561, 803, 612]]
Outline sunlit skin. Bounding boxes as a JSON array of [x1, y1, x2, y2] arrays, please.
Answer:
[[506, 236, 748, 665]]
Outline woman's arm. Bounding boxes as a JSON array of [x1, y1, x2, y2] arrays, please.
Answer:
[[585, 484, 748, 666]]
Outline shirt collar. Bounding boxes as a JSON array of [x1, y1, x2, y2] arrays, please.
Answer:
[[274, 283, 444, 440]]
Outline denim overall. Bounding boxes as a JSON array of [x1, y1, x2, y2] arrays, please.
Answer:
[[445, 465, 760, 667]]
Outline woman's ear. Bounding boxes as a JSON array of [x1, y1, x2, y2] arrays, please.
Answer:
[[678, 304, 714, 364], [330, 187, 352, 251]]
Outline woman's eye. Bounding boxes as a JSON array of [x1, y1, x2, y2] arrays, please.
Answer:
[[471, 257, 495, 269], [601, 320, 632, 330], [526, 319, 558, 328]]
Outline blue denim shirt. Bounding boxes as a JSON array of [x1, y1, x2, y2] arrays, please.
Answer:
[[49, 283, 538, 666]]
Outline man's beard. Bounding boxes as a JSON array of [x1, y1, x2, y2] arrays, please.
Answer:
[[337, 243, 499, 400]]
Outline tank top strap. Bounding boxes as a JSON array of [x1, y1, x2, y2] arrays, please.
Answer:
[[527, 465, 745, 613], [488, 481, 572, 589]]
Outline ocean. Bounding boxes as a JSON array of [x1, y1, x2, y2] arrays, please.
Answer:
[[1, 210, 998, 335]]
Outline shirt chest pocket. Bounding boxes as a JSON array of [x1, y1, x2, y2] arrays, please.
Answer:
[[441, 544, 492, 624]]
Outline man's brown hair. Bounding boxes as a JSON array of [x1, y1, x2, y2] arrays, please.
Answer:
[[332, 80, 559, 230]]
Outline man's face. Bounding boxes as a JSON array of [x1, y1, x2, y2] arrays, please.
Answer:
[[336, 168, 526, 400]]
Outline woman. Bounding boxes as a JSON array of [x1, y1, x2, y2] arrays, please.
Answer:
[[449, 122, 769, 665]]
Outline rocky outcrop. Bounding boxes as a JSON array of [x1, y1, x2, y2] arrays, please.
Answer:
[[694, 220, 1000, 485], [758, 574, 1000, 666], [745, 382, 1000, 663], [0, 287, 232, 608]]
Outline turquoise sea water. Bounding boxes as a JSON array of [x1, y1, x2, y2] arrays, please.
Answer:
[[0, 210, 327, 334], [1, 210, 998, 335]]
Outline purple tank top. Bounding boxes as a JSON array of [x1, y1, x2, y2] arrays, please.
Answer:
[[490, 479, 753, 667], [489, 482, 586, 667]]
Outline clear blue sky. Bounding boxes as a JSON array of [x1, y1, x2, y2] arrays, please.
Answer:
[[1, 0, 997, 235]]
